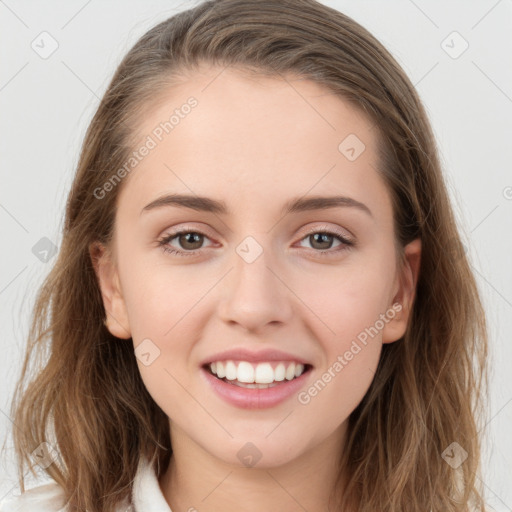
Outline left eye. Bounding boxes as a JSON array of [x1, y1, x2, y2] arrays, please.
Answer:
[[297, 231, 352, 253]]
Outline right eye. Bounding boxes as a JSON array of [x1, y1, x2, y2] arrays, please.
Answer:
[[158, 229, 214, 257]]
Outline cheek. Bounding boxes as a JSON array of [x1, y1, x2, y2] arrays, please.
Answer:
[[127, 282, 203, 421], [296, 332, 381, 442], [120, 256, 212, 377], [293, 256, 396, 342], [119, 251, 213, 339], [291, 254, 393, 411], [297, 287, 384, 427]]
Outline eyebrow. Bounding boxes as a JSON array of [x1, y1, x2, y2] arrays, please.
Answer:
[[140, 193, 373, 218]]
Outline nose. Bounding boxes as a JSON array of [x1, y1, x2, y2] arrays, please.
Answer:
[[217, 246, 294, 332]]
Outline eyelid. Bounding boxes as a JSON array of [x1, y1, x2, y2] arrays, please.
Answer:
[[160, 221, 353, 239], [299, 223, 354, 242], [159, 223, 217, 240]]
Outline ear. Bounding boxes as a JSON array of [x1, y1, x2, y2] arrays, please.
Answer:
[[89, 241, 132, 339], [382, 238, 421, 344]]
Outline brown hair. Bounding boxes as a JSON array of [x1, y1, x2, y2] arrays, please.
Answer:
[[8, 0, 489, 510]]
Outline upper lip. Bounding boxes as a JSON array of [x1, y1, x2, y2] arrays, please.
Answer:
[[200, 348, 312, 367]]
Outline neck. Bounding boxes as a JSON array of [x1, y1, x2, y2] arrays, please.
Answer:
[[158, 421, 349, 512]]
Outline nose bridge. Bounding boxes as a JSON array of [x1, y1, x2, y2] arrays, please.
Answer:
[[218, 234, 293, 330]]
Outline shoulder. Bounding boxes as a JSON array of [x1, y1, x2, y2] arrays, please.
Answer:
[[0, 481, 134, 512], [0, 481, 67, 512]]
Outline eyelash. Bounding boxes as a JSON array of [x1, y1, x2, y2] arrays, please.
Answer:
[[157, 226, 355, 258]]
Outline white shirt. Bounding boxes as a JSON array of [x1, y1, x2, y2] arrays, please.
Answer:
[[0, 456, 172, 511], [1, 461, 491, 511]]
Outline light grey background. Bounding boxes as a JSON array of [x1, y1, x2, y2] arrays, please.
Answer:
[[1, 0, 511, 509]]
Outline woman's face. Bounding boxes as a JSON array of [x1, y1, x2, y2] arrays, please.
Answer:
[[94, 65, 420, 469]]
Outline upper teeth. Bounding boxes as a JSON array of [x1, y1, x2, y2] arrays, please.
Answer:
[[209, 361, 306, 384]]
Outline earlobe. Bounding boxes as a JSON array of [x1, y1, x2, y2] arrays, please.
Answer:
[[89, 241, 132, 340], [382, 238, 422, 344]]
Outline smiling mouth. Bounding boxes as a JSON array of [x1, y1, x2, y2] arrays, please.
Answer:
[[202, 361, 313, 389]]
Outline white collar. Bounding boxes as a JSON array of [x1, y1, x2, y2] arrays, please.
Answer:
[[0, 456, 172, 512], [131, 456, 173, 511]]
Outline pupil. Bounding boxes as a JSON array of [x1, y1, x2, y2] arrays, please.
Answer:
[[312, 233, 332, 249], [181, 232, 203, 249]]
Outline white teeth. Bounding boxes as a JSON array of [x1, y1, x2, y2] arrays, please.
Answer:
[[274, 363, 286, 381], [254, 363, 274, 383], [208, 360, 306, 384], [285, 363, 296, 381], [237, 361, 255, 383], [215, 361, 226, 378], [225, 361, 237, 380]]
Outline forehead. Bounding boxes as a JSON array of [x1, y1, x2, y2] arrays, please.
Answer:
[[119, 65, 390, 223]]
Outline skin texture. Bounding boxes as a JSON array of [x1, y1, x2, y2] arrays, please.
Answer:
[[92, 65, 421, 512]]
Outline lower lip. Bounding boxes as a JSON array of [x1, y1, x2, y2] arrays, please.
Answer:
[[200, 366, 312, 409]]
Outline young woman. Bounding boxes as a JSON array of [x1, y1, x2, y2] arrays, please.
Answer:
[[2, 0, 489, 511]]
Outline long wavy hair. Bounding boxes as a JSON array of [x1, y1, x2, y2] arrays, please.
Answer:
[[7, 1, 489, 510]]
